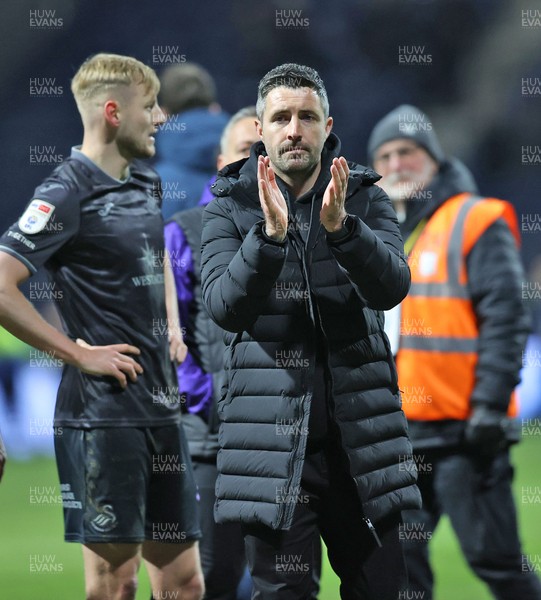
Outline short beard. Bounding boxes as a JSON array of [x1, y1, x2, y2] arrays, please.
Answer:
[[380, 165, 435, 202], [271, 145, 319, 176]]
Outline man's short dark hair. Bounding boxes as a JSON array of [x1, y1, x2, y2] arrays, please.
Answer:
[[159, 62, 216, 115], [256, 63, 329, 120]]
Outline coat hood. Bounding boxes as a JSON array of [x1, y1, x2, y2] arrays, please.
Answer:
[[155, 108, 229, 172]]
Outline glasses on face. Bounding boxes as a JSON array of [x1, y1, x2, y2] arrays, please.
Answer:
[[373, 144, 421, 167]]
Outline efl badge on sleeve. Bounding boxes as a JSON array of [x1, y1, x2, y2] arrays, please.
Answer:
[[18, 200, 56, 234]]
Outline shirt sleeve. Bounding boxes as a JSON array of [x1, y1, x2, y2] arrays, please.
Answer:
[[0, 180, 80, 274]]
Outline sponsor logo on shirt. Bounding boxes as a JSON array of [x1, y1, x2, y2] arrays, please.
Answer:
[[131, 239, 166, 287]]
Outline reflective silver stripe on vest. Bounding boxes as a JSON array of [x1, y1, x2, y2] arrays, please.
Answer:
[[408, 195, 482, 298], [403, 196, 483, 353], [400, 336, 477, 352]]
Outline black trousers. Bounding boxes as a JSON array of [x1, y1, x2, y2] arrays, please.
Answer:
[[193, 460, 249, 600], [242, 445, 406, 600], [401, 448, 541, 600]]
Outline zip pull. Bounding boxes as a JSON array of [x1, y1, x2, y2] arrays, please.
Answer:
[[364, 517, 382, 548]]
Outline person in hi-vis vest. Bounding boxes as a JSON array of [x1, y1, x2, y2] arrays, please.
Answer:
[[368, 105, 541, 600]]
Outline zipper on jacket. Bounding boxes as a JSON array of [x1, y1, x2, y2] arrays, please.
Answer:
[[363, 517, 382, 548]]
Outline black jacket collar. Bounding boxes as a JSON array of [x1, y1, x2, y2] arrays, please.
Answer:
[[212, 133, 380, 207]]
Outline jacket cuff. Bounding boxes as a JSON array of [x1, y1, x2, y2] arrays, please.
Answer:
[[326, 214, 357, 244], [470, 397, 510, 413], [259, 221, 288, 246]]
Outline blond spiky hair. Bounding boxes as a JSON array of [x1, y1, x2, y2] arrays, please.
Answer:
[[71, 53, 160, 108]]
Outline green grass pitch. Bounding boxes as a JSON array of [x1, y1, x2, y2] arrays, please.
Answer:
[[1, 436, 540, 599]]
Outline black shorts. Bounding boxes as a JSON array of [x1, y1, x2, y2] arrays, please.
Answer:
[[54, 424, 201, 544]]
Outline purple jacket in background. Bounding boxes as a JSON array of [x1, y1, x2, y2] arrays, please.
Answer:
[[164, 179, 215, 418]]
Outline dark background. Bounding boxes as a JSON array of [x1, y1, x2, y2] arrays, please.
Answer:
[[1, 0, 540, 269]]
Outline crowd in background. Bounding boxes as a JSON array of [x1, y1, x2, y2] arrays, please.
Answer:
[[0, 0, 540, 450]]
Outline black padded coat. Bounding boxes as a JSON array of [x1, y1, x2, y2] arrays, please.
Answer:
[[201, 135, 422, 531]]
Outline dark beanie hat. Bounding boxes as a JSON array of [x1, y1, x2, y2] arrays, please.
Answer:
[[367, 104, 445, 165]]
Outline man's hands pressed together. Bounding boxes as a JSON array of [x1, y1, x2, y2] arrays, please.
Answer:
[[321, 157, 350, 233], [258, 156, 288, 242], [258, 155, 351, 241]]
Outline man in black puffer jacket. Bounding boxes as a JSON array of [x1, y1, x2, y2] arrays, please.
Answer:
[[201, 64, 421, 600]]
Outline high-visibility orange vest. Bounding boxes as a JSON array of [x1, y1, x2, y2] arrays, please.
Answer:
[[397, 192, 520, 421]]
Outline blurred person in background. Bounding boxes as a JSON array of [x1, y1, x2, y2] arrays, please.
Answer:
[[368, 104, 541, 600], [0, 327, 30, 458], [155, 63, 229, 219], [164, 106, 260, 600], [201, 64, 421, 600], [517, 257, 541, 418], [0, 426, 6, 481], [0, 53, 204, 600]]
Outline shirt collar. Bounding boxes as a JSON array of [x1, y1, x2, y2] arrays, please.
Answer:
[[70, 146, 130, 186]]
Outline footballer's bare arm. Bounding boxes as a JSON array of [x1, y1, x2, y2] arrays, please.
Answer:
[[0, 252, 142, 389]]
